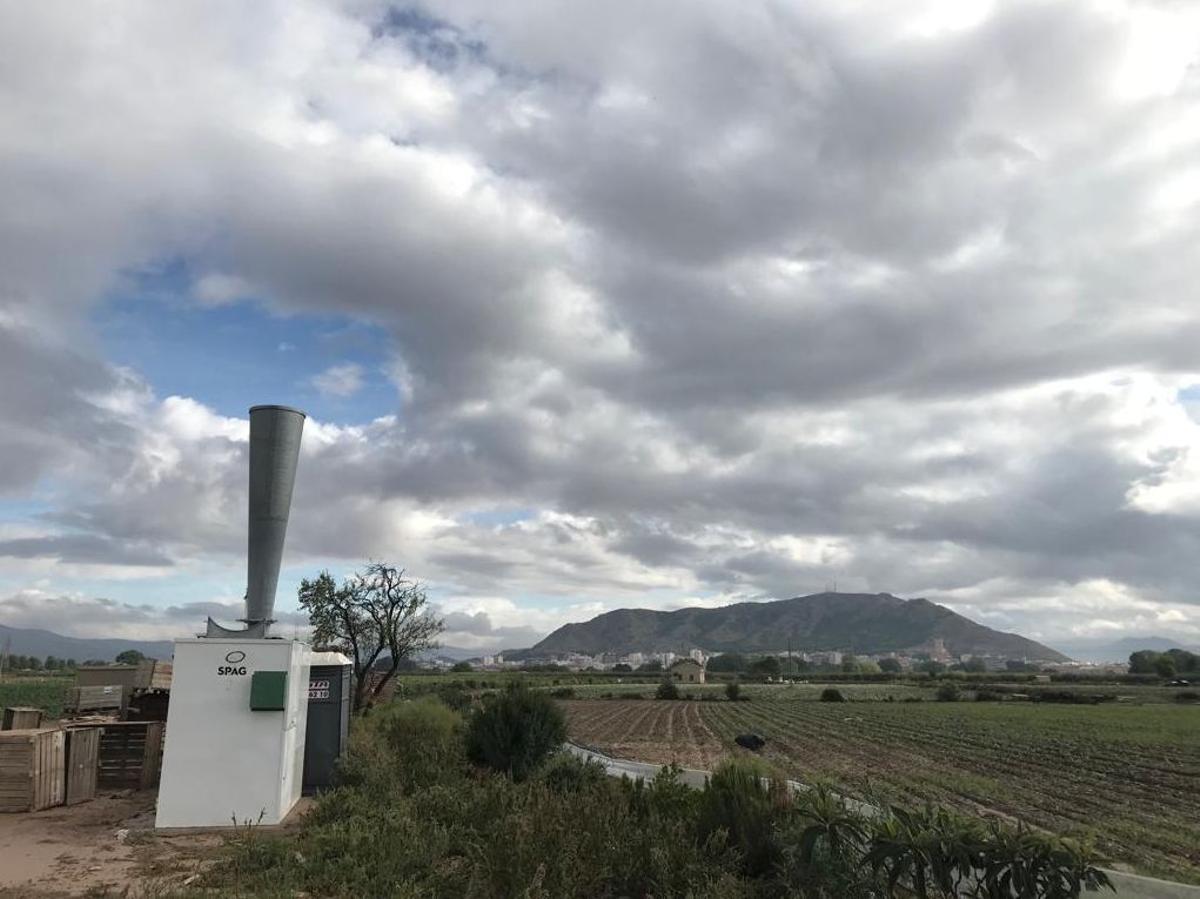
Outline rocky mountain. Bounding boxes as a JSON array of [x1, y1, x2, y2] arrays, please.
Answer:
[[530, 592, 1069, 661], [0, 623, 175, 662]]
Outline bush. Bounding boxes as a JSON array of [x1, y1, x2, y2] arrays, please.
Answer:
[[725, 680, 742, 702], [465, 683, 567, 781], [936, 683, 961, 702], [697, 758, 787, 876], [339, 697, 466, 793], [777, 785, 872, 895], [549, 686, 576, 698], [538, 752, 609, 794], [820, 688, 846, 703], [1174, 690, 1200, 703], [436, 682, 472, 711], [1029, 689, 1115, 705], [656, 678, 681, 700]]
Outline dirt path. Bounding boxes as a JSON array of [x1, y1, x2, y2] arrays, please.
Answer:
[[0, 791, 229, 898]]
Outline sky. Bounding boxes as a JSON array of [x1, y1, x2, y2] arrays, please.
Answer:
[[2, 0, 1199, 655]]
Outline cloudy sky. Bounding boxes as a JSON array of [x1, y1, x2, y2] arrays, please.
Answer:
[[2, 0, 1199, 654]]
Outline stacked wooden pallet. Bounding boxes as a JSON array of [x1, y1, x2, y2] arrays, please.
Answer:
[[83, 721, 163, 790]]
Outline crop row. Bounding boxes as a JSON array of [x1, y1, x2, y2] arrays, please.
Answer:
[[561, 698, 1200, 884], [694, 700, 1200, 877]]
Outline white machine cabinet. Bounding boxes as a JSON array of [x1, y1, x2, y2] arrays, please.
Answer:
[[156, 638, 311, 828]]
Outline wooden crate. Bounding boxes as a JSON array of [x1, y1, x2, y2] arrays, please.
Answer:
[[66, 684, 127, 716], [0, 728, 65, 811], [71, 721, 163, 790], [76, 660, 172, 692], [2, 707, 43, 731], [144, 660, 173, 691], [65, 728, 99, 805]]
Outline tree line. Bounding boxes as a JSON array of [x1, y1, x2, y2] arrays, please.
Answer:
[[1, 655, 81, 671], [1128, 648, 1197, 677]]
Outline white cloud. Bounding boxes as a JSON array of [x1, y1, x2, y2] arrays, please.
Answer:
[[311, 363, 365, 398], [1, 0, 1200, 648]]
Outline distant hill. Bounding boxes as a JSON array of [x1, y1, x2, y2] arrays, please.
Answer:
[[530, 592, 1068, 661], [416, 645, 490, 662], [1048, 635, 1200, 664], [0, 623, 175, 662]]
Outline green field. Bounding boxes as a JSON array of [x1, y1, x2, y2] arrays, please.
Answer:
[[564, 695, 1200, 883], [0, 677, 71, 718]]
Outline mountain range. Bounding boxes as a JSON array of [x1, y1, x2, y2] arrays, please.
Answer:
[[1045, 635, 1200, 664], [0, 623, 175, 662], [529, 592, 1069, 661]]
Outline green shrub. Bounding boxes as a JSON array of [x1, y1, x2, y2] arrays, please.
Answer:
[[1029, 689, 1115, 705], [936, 683, 961, 702], [465, 682, 567, 781], [656, 678, 681, 700], [436, 682, 472, 711], [778, 786, 872, 895], [338, 697, 465, 794], [1174, 690, 1200, 703], [863, 806, 1112, 899], [820, 687, 846, 702], [725, 680, 741, 702], [549, 686, 576, 698], [538, 752, 609, 794], [697, 758, 787, 876]]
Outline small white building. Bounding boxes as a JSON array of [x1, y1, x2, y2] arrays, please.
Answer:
[[669, 658, 706, 684]]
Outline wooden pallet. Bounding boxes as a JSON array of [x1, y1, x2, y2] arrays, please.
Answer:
[[68, 721, 163, 790], [65, 728, 99, 805], [0, 728, 65, 812]]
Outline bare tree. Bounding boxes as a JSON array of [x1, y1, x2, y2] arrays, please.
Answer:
[[299, 562, 443, 710]]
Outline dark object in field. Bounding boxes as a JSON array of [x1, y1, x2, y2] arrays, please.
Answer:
[[734, 733, 766, 751]]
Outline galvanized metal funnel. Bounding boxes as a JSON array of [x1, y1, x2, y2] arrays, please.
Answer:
[[206, 404, 305, 639]]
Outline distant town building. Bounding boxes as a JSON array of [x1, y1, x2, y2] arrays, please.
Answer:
[[689, 648, 705, 664], [669, 658, 705, 684], [926, 638, 953, 663], [803, 650, 842, 667]]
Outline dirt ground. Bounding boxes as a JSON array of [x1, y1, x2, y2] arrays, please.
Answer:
[[0, 791, 226, 898]]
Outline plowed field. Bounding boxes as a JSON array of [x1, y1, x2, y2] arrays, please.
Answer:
[[563, 697, 1200, 883]]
